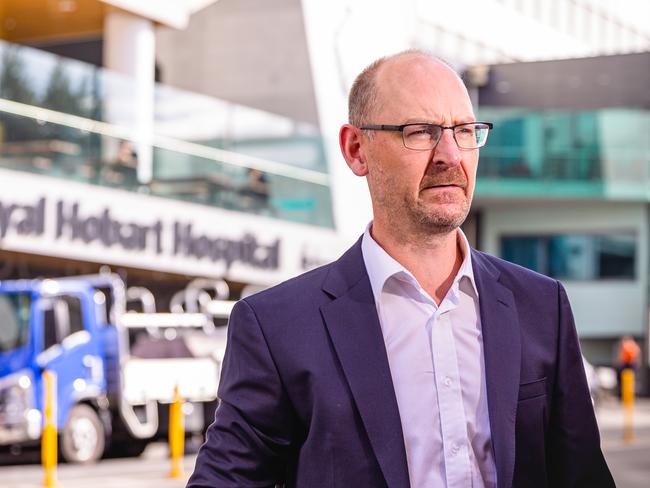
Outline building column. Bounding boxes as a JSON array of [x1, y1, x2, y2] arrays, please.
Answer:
[[300, 0, 412, 240], [103, 9, 155, 184]]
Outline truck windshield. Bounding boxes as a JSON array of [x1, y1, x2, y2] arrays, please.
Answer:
[[0, 293, 31, 352]]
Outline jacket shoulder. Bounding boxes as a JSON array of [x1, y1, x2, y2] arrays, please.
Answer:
[[243, 237, 364, 312], [242, 261, 333, 311]]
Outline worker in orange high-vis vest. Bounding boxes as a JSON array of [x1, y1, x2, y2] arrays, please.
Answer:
[[617, 335, 641, 398]]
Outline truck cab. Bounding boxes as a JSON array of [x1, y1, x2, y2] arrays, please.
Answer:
[[0, 273, 232, 463], [0, 278, 108, 462]]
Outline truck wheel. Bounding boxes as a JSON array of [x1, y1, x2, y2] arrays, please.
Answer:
[[60, 404, 105, 464]]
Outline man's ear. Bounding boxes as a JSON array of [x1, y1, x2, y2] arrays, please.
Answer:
[[339, 124, 369, 176]]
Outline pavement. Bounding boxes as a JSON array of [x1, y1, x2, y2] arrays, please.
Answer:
[[0, 396, 649, 488], [597, 395, 650, 445], [595, 396, 650, 488], [1, 443, 193, 488]]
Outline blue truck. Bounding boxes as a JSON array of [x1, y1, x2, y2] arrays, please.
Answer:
[[0, 273, 232, 463]]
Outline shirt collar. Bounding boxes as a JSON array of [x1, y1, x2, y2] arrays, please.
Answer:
[[361, 222, 478, 304]]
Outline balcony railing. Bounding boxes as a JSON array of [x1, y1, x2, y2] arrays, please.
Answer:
[[0, 40, 333, 227]]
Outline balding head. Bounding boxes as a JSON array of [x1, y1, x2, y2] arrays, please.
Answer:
[[348, 50, 466, 127], [340, 50, 480, 244]]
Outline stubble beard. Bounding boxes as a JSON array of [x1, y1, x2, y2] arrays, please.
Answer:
[[404, 164, 472, 238], [406, 190, 470, 236], [378, 186, 471, 245], [370, 162, 472, 242]]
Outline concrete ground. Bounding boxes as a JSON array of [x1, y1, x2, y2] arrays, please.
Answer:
[[0, 443, 192, 488], [596, 396, 650, 488]]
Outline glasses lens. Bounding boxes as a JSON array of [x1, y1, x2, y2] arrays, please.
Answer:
[[455, 123, 490, 149], [402, 124, 441, 150]]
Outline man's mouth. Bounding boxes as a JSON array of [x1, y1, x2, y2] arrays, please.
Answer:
[[421, 183, 464, 190]]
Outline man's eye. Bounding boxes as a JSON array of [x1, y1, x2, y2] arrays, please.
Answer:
[[407, 127, 434, 137]]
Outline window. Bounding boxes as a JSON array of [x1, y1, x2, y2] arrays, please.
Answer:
[[65, 296, 85, 335], [42, 295, 86, 350], [0, 293, 31, 352], [43, 306, 58, 351], [501, 233, 636, 280]]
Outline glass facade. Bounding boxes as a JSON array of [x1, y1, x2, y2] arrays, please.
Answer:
[[501, 233, 637, 280], [476, 107, 650, 200], [0, 40, 334, 227]]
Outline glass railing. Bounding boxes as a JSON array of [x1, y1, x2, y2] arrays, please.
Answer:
[[475, 107, 650, 200], [0, 40, 333, 227], [153, 82, 327, 172]]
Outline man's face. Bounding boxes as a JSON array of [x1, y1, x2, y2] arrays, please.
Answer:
[[361, 56, 479, 236]]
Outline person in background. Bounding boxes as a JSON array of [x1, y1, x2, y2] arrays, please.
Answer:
[[618, 335, 641, 371], [241, 167, 270, 212], [100, 140, 138, 187], [617, 335, 641, 398]]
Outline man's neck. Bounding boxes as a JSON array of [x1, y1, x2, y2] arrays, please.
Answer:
[[370, 220, 463, 305]]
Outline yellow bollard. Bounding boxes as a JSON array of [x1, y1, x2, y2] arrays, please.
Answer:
[[42, 370, 59, 487], [621, 368, 635, 443], [169, 384, 185, 479]]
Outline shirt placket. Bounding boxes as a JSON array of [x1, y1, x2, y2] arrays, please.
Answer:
[[430, 295, 472, 488]]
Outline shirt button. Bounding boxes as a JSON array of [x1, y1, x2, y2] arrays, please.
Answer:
[[444, 377, 452, 387], [451, 444, 460, 455]]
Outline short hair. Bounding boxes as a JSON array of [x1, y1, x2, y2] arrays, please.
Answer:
[[348, 49, 455, 127]]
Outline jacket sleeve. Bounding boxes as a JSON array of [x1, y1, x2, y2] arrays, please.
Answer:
[[546, 282, 615, 487], [187, 299, 295, 488]]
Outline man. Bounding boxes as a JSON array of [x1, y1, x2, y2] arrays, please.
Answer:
[[188, 50, 614, 488]]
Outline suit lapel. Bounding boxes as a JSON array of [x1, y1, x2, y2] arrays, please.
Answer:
[[472, 251, 521, 488], [320, 241, 410, 488]]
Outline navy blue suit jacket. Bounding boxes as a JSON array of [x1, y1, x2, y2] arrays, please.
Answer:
[[188, 240, 614, 488]]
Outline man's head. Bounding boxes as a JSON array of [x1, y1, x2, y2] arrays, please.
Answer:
[[340, 50, 482, 240]]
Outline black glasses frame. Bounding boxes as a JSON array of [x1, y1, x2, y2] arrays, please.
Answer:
[[359, 121, 494, 150]]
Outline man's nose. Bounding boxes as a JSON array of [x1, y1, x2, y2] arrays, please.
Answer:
[[432, 129, 462, 166]]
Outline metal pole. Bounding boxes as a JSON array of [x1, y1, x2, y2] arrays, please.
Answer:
[[42, 370, 59, 487], [622, 368, 635, 443], [169, 384, 185, 479]]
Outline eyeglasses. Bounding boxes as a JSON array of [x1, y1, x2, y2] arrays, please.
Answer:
[[359, 122, 493, 150]]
